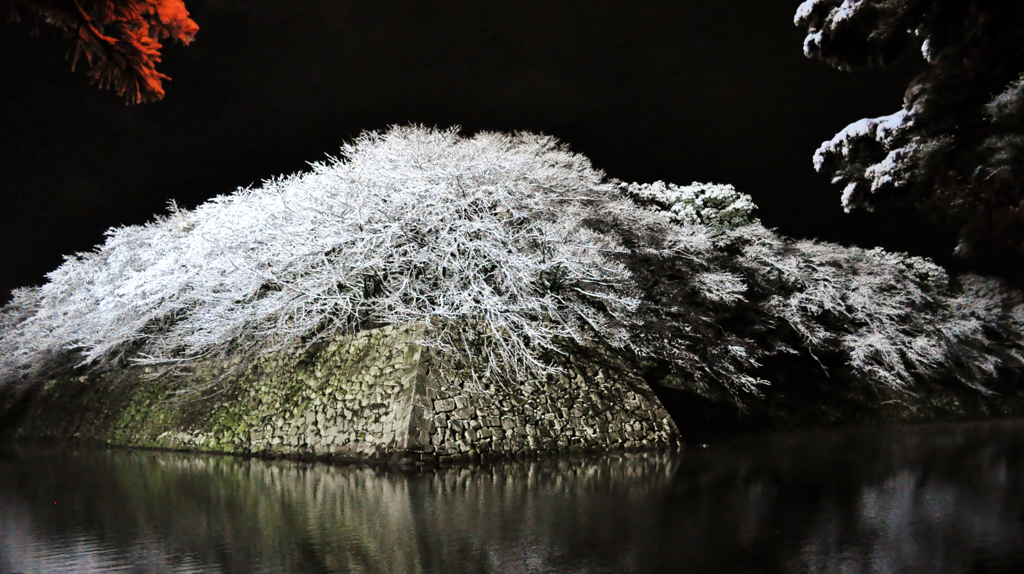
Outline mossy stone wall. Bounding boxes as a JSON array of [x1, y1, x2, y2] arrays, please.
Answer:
[[0, 321, 679, 464]]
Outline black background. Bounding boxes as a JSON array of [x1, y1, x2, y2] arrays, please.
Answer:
[[1, 1, 962, 306]]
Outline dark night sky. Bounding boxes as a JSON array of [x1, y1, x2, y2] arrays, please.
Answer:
[[0, 1, 963, 306]]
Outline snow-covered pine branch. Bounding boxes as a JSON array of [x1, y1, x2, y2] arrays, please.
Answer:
[[795, 0, 1024, 260]]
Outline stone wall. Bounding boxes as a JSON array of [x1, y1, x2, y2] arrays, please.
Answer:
[[0, 320, 679, 464]]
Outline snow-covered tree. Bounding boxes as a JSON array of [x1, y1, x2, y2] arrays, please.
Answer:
[[796, 0, 1024, 259], [5, 0, 198, 103], [2, 125, 1023, 400], [0, 126, 646, 388]]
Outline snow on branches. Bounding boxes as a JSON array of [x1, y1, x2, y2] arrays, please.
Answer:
[[2, 125, 1023, 398], [796, 0, 1024, 259], [794, 0, 923, 71], [617, 180, 759, 228], [0, 126, 644, 388]]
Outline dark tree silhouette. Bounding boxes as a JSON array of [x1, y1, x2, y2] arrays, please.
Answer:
[[6, 0, 198, 103], [796, 0, 1024, 260]]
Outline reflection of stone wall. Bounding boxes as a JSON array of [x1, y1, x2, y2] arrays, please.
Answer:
[[0, 320, 678, 463], [0, 447, 681, 574], [6, 422, 1024, 573]]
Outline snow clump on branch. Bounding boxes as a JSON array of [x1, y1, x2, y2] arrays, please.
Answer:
[[617, 180, 759, 228]]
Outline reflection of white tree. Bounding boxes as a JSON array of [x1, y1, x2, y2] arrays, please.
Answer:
[[794, 462, 1019, 572], [0, 504, 212, 573]]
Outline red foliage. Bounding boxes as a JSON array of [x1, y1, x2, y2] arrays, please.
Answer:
[[8, 0, 198, 103]]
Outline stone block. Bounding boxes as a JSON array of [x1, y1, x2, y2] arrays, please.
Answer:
[[415, 428, 430, 445], [434, 399, 456, 412]]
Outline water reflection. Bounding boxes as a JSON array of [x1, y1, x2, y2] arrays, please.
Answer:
[[2, 420, 1024, 573]]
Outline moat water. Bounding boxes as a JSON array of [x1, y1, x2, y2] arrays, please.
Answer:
[[2, 419, 1024, 573]]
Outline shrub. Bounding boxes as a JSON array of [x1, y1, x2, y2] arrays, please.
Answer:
[[617, 180, 759, 229]]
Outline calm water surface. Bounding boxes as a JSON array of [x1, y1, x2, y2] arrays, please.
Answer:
[[3, 419, 1024, 573]]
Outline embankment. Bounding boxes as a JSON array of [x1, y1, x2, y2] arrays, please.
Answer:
[[0, 320, 679, 465]]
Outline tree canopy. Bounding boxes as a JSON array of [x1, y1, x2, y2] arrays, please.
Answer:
[[6, 0, 198, 103], [3, 126, 1022, 400], [796, 0, 1024, 260]]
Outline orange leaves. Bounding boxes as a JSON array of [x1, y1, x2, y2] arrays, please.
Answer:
[[151, 0, 196, 43], [10, 0, 198, 103]]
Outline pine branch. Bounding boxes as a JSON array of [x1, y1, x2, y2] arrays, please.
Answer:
[[7, 0, 198, 103]]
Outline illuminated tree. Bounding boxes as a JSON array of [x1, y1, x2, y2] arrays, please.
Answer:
[[796, 0, 1024, 259], [6, 0, 198, 103], [3, 126, 1023, 398]]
